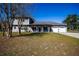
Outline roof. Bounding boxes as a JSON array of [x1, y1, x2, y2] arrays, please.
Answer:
[[32, 21, 67, 26]]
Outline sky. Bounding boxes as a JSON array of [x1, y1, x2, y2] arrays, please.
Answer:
[[0, 3, 79, 23], [27, 3, 79, 23]]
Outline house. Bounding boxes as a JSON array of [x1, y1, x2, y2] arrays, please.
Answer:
[[12, 16, 67, 33]]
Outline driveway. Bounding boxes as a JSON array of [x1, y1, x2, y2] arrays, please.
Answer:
[[59, 32, 79, 39]]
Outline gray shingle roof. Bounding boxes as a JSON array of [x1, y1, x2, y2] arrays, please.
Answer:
[[34, 21, 67, 26]]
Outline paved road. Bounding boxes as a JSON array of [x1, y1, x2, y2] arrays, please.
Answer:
[[59, 32, 79, 39]]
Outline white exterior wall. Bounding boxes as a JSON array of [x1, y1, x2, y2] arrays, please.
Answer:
[[51, 27, 67, 33], [13, 19, 18, 25], [22, 19, 29, 25], [12, 26, 19, 32], [12, 18, 30, 32], [21, 30, 25, 32], [12, 18, 67, 33], [27, 27, 33, 32], [13, 18, 29, 25]]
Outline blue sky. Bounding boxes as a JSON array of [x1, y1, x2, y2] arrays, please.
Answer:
[[27, 3, 79, 23]]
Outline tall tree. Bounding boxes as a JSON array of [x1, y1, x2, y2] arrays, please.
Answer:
[[63, 14, 78, 30], [0, 3, 32, 37]]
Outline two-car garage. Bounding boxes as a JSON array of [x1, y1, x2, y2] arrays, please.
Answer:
[[51, 26, 67, 33]]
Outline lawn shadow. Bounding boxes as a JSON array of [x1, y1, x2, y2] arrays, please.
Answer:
[[12, 32, 48, 37]]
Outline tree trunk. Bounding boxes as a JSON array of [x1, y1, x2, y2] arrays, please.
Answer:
[[5, 28, 10, 38], [18, 19, 21, 35], [1, 23, 5, 36], [4, 22, 10, 38], [2, 28, 5, 36], [9, 26, 12, 37], [19, 27, 21, 35]]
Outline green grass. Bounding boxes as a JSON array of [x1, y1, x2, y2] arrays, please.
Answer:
[[0, 32, 79, 56]]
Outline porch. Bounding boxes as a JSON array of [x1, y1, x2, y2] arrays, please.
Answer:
[[31, 26, 52, 32]]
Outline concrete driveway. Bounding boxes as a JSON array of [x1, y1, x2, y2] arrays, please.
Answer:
[[59, 32, 79, 39]]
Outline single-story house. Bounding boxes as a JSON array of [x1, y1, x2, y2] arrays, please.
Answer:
[[12, 16, 67, 33]]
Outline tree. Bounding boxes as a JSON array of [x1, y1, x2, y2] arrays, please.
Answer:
[[63, 14, 78, 30], [0, 3, 32, 37]]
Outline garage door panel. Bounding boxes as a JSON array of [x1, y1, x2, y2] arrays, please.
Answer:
[[52, 27, 67, 33], [59, 28, 67, 32], [52, 28, 59, 32]]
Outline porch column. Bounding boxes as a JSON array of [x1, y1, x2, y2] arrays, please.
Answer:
[[36, 26, 39, 32], [41, 26, 44, 32], [48, 27, 50, 32]]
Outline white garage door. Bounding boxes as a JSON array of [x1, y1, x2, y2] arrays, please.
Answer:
[[58, 28, 67, 32], [52, 27, 67, 33]]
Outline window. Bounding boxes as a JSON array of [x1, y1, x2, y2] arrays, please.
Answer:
[[14, 26, 16, 29]]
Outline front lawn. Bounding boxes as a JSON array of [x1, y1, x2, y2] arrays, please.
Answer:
[[0, 32, 79, 56]]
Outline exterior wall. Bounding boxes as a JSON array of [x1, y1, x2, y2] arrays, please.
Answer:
[[21, 27, 26, 32], [12, 18, 30, 32], [31, 26, 67, 33], [12, 18, 67, 33], [27, 27, 33, 32], [51, 27, 67, 33], [12, 26, 33, 32], [12, 26, 67, 33], [12, 26, 19, 32], [13, 18, 29, 25], [13, 19, 18, 25], [22, 19, 29, 25]]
